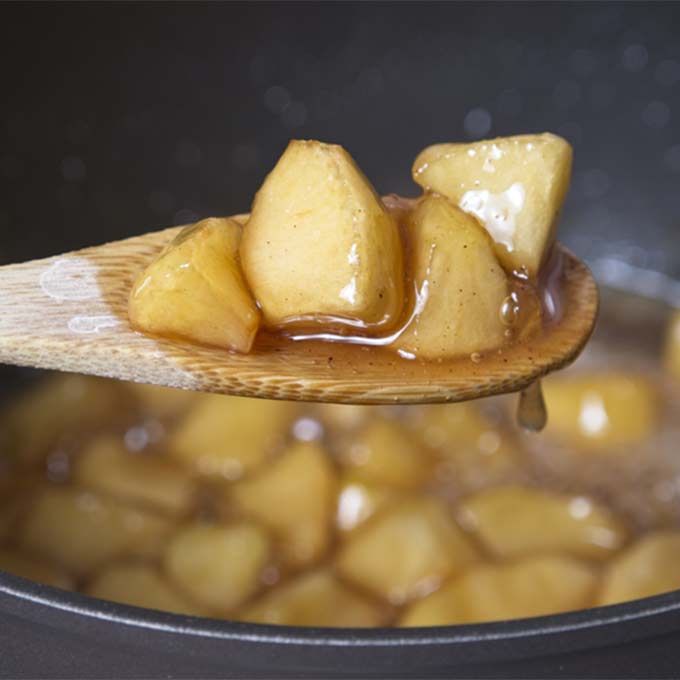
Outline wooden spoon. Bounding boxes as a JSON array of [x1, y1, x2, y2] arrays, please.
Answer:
[[0, 218, 597, 404]]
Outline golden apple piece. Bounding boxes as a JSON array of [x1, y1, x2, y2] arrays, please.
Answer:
[[413, 133, 572, 277], [75, 435, 196, 516], [0, 374, 127, 466], [336, 497, 478, 604], [459, 485, 627, 561], [541, 372, 658, 452], [129, 217, 260, 352], [393, 196, 508, 359], [338, 418, 432, 488], [20, 487, 173, 576], [0, 548, 73, 590], [230, 441, 337, 568], [240, 140, 404, 328], [408, 403, 517, 481], [170, 394, 294, 479], [597, 532, 680, 606], [87, 563, 204, 616], [663, 310, 680, 381], [335, 474, 397, 534], [163, 522, 270, 613], [400, 555, 596, 626], [126, 382, 200, 420], [241, 569, 387, 627]]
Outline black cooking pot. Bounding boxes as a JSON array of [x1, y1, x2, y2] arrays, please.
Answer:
[[1, 569, 680, 678]]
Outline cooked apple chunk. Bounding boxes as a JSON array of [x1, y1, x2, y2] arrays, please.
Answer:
[[336, 497, 478, 604], [230, 441, 337, 567], [163, 522, 271, 613], [541, 372, 658, 452], [338, 418, 433, 489], [393, 196, 508, 358], [169, 394, 294, 479], [596, 532, 680, 606], [412, 134, 572, 276], [241, 569, 387, 627], [129, 217, 259, 352], [76, 435, 196, 516], [240, 140, 404, 328], [400, 555, 595, 626], [87, 563, 203, 616], [459, 485, 627, 561], [20, 487, 172, 575]]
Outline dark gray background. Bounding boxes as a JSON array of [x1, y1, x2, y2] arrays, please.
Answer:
[[1, 1, 679, 276]]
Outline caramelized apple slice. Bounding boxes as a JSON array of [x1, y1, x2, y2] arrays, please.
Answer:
[[76, 435, 196, 516], [0, 374, 127, 466], [230, 441, 337, 567], [400, 555, 596, 626], [87, 563, 204, 616], [541, 372, 658, 452], [408, 403, 518, 487], [241, 569, 387, 627], [413, 134, 572, 277], [129, 217, 259, 352], [240, 140, 404, 328], [459, 485, 627, 560], [393, 196, 508, 358], [336, 497, 478, 604], [163, 522, 271, 613], [338, 418, 433, 489], [20, 487, 172, 575], [597, 532, 680, 606], [169, 394, 294, 479]]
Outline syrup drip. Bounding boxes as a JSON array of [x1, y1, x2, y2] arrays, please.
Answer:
[[517, 380, 548, 432]]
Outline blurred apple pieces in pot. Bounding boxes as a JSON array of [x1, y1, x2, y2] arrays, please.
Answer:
[[241, 569, 388, 627], [336, 497, 479, 605], [3, 370, 680, 626], [86, 563, 204, 616], [129, 133, 572, 359], [163, 522, 271, 614], [75, 435, 195, 517], [229, 441, 337, 568], [169, 394, 294, 479], [540, 372, 658, 452], [459, 485, 627, 561], [400, 555, 595, 626], [597, 532, 680, 606], [19, 487, 173, 576]]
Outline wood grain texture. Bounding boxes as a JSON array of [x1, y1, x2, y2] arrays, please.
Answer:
[[0, 221, 598, 404]]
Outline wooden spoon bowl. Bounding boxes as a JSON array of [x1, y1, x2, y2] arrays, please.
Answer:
[[0, 220, 597, 404]]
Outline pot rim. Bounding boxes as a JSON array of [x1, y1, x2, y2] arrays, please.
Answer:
[[2, 570, 680, 647]]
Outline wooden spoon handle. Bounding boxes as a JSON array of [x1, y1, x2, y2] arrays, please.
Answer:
[[0, 226, 191, 384], [0, 226, 598, 404]]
